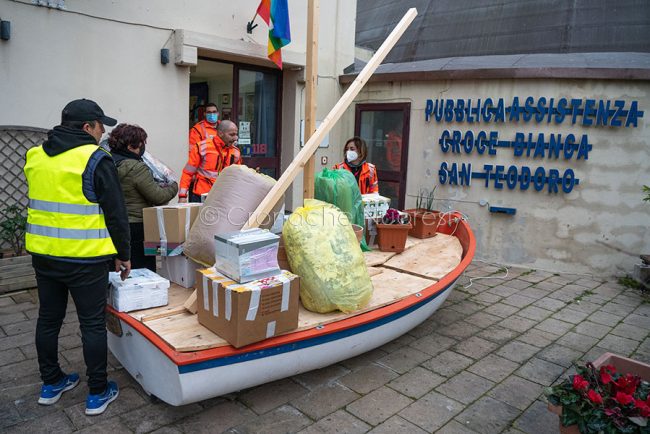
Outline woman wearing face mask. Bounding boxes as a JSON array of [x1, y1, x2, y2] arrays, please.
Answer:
[[109, 124, 178, 271], [333, 136, 379, 194]]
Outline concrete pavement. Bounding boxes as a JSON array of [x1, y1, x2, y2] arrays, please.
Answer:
[[1, 261, 649, 433]]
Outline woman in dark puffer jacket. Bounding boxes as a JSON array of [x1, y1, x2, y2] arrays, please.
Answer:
[[109, 124, 178, 271]]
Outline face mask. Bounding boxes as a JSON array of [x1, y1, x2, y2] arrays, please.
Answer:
[[346, 150, 359, 162], [206, 113, 219, 124]]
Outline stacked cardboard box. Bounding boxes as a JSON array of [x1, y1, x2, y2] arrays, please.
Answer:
[[196, 268, 300, 348], [214, 229, 281, 283], [108, 268, 170, 312], [142, 203, 203, 288]]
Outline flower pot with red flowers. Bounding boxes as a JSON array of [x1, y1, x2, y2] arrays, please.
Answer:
[[375, 208, 412, 253], [405, 186, 441, 239], [544, 355, 650, 434]]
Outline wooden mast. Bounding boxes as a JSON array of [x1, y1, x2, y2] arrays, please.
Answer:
[[302, 0, 319, 199], [184, 8, 418, 313], [243, 7, 418, 230]]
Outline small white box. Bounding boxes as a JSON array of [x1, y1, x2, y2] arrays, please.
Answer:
[[158, 255, 201, 288], [362, 194, 390, 219], [108, 268, 170, 312], [214, 229, 280, 283]]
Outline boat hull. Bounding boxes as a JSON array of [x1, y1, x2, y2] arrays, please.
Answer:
[[108, 278, 456, 405]]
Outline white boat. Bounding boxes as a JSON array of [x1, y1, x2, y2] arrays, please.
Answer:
[[107, 214, 476, 405]]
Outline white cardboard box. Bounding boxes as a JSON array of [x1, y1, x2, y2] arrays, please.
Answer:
[[362, 194, 390, 219], [214, 229, 280, 283], [158, 254, 201, 288], [108, 268, 170, 312]]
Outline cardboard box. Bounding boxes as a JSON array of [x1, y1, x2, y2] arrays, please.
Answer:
[[143, 203, 202, 247], [196, 268, 300, 348], [214, 229, 280, 283], [157, 254, 201, 288], [108, 268, 169, 312]]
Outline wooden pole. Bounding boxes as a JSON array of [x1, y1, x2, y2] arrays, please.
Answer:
[[184, 8, 417, 313], [302, 0, 319, 199], [244, 7, 418, 229]]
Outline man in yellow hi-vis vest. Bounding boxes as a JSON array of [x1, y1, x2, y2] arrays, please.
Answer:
[[24, 99, 130, 416]]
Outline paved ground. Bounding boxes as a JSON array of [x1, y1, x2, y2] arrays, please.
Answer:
[[1, 261, 649, 434]]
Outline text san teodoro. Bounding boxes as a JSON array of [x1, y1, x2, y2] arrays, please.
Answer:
[[425, 97, 644, 194]]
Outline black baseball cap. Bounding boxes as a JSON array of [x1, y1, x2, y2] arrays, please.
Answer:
[[61, 99, 117, 126]]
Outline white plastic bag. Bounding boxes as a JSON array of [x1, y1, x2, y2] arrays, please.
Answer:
[[142, 151, 178, 185]]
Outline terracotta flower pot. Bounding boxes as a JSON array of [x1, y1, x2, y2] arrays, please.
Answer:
[[375, 222, 412, 253], [405, 209, 441, 239], [592, 352, 650, 379], [547, 403, 580, 434], [351, 224, 364, 243]]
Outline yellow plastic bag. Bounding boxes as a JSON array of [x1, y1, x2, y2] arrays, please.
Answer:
[[283, 199, 373, 313]]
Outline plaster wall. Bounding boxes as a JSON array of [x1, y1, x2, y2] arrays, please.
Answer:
[[0, 0, 355, 208], [352, 79, 650, 276]]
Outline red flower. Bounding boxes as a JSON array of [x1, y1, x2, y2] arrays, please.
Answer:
[[587, 389, 603, 404], [614, 391, 635, 406], [572, 374, 589, 390], [635, 400, 650, 417], [613, 374, 640, 395], [599, 366, 615, 384]]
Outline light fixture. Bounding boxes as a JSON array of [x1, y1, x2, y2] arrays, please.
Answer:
[[160, 48, 170, 65], [0, 21, 10, 41]]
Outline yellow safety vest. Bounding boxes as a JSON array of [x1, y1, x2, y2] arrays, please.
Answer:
[[24, 144, 117, 259]]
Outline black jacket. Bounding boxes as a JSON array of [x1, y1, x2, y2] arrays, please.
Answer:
[[38, 126, 131, 262]]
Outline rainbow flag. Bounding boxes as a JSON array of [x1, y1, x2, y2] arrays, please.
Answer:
[[256, 0, 291, 69]]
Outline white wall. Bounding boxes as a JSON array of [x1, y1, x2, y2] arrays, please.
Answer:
[[352, 79, 650, 276], [0, 0, 356, 204]]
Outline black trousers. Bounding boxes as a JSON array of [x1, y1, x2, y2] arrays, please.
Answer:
[[129, 222, 156, 272], [32, 255, 109, 394]]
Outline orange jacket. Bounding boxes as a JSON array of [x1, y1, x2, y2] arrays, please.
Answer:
[[333, 161, 379, 194], [189, 120, 218, 147], [179, 134, 242, 197]]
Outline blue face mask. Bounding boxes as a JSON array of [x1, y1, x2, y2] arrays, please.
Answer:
[[206, 113, 219, 124]]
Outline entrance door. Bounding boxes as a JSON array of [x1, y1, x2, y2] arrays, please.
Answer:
[[235, 66, 282, 179], [190, 59, 282, 179], [354, 103, 410, 208]]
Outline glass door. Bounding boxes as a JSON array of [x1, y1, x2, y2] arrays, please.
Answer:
[[355, 103, 411, 208], [234, 66, 282, 179]]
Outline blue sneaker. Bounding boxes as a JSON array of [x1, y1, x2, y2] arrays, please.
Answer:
[[85, 381, 119, 416], [38, 373, 80, 405]]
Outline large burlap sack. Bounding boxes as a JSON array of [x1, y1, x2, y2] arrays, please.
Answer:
[[184, 165, 282, 266], [283, 199, 373, 313]]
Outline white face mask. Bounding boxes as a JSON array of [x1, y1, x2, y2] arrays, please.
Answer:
[[346, 150, 359, 162]]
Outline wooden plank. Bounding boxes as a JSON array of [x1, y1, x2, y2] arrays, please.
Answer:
[[0, 278, 37, 293], [367, 267, 383, 277], [0, 255, 32, 266], [384, 234, 463, 280], [364, 250, 396, 267], [302, 0, 319, 199], [0, 265, 35, 280], [243, 8, 418, 229], [182, 291, 198, 314]]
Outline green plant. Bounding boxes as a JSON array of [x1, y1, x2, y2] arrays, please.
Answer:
[[545, 361, 650, 433], [0, 204, 27, 256], [415, 186, 437, 211], [643, 185, 650, 203]]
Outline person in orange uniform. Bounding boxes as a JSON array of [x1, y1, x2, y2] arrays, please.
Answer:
[[179, 103, 219, 202], [333, 136, 379, 194], [179, 120, 242, 202]]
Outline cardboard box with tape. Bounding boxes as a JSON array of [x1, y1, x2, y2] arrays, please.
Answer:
[[196, 268, 300, 348], [143, 203, 202, 255]]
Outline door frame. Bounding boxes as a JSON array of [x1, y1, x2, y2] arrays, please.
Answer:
[[196, 56, 283, 179], [354, 102, 411, 209]]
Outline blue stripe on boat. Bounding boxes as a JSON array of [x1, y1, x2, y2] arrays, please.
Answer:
[[178, 280, 455, 374]]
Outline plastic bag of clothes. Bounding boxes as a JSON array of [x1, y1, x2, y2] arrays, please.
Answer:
[[315, 168, 369, 251], [184, 165, 283, 266], [142, 151, 178, 185], [283, 199, 373, 313]]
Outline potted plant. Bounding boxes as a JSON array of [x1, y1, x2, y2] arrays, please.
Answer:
[[405, 186, 441, 239], [375, 208, 412, 253], [545, 354, 650, 434], [0, 204, 35, 293]]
